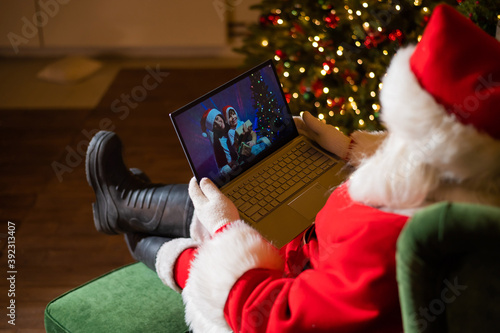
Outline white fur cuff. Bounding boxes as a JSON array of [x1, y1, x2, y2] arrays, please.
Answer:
[[182, 220, 284, 333], [156, 238, 200, 293]]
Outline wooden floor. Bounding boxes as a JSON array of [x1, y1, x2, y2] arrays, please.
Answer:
[[0, 66, 243, 331]]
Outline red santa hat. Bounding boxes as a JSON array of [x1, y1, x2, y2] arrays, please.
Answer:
[[222, 105, 237, 122], [380, 4, 500, 142], [200, 108, 222, 137]]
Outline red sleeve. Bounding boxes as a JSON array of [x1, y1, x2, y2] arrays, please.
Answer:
[[174, 247, 198, 290], [172, 223, 231, 289]]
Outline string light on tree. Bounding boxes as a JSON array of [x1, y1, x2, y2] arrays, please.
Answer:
[[236, 0, 499, 134]]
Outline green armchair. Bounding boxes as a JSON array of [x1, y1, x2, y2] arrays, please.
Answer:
[[45, 202, 500, 332], [397, 201, 500, 333]]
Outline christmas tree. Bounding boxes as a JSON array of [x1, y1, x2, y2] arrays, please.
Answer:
[[250, 71, 285, 140], [236, 0, 500, 134]]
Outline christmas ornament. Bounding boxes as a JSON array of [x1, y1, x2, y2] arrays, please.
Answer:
[[363, 27, 386, 49], [388, 30, 404, 45], [275, 49, 286, 59], [312, 79, 324, 98], [324, 12, 340, 29]]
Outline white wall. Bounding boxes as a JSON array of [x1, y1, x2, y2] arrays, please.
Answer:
[[0, 0, 234, 57], [0, 1, 41, 52]]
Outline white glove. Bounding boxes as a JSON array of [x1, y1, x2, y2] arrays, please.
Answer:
[[294, 111, 352, 160], [188, 177, 240, 235]]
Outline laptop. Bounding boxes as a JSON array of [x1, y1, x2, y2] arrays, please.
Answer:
[[170, 60, 351, 248]]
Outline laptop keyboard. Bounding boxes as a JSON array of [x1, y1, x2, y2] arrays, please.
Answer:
[[226, 141, 337, 222]]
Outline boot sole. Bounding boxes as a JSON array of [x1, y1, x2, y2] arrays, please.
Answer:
[[85, 131, 119, 235]]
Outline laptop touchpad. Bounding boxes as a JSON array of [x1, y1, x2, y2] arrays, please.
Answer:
[[288, 183, 329, 220]]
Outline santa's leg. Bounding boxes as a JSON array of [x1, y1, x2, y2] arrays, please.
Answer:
[[85, 130, 194, 238], [124, 233, 171, 271]]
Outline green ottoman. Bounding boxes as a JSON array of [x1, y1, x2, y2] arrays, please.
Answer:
[[45, 263, 189, 333]]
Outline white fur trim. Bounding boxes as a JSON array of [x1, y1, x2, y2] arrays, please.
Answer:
[[156, 238, 200, 293], [380, 45, 500, 179], [348, 45, 500, 209], [380, 46, 433, 138], [182, 220, 284, 333], [380, 45, 497, 148]]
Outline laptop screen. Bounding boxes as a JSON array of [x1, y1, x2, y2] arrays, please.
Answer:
[[170, 60, 298, 188]]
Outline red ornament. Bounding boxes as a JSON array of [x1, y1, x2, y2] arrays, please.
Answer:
[[312, 79, 324, 98], [388, 29, 404, 45], [284, 92, 291, 104], [364, 29, 387, 49], [268, 14, 280, 25], [363, 27, 386, 49], [275, 49, 286, 59], [332, 97, 345, 107], [260, 13, 280, 26], [324, 13, 340, 29], [364, 36, 376, 49]]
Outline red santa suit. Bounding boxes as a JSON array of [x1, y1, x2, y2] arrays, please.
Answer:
[[228, 183, 409, 332], [156, 183, 408, 333]]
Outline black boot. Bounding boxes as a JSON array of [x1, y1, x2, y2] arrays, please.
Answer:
[[85, 131, 194, 238], [125, 233, 171, 271], [129, 167, 151, 183]]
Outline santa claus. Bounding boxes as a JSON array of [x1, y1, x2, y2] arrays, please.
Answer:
[[85, 4, 500, 332]]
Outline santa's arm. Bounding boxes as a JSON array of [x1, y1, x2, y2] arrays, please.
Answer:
[[169, 176, 401, 332], [295, 111, 387, 166], [181, 221, 283, 332], [173, 217, 402, 333]]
